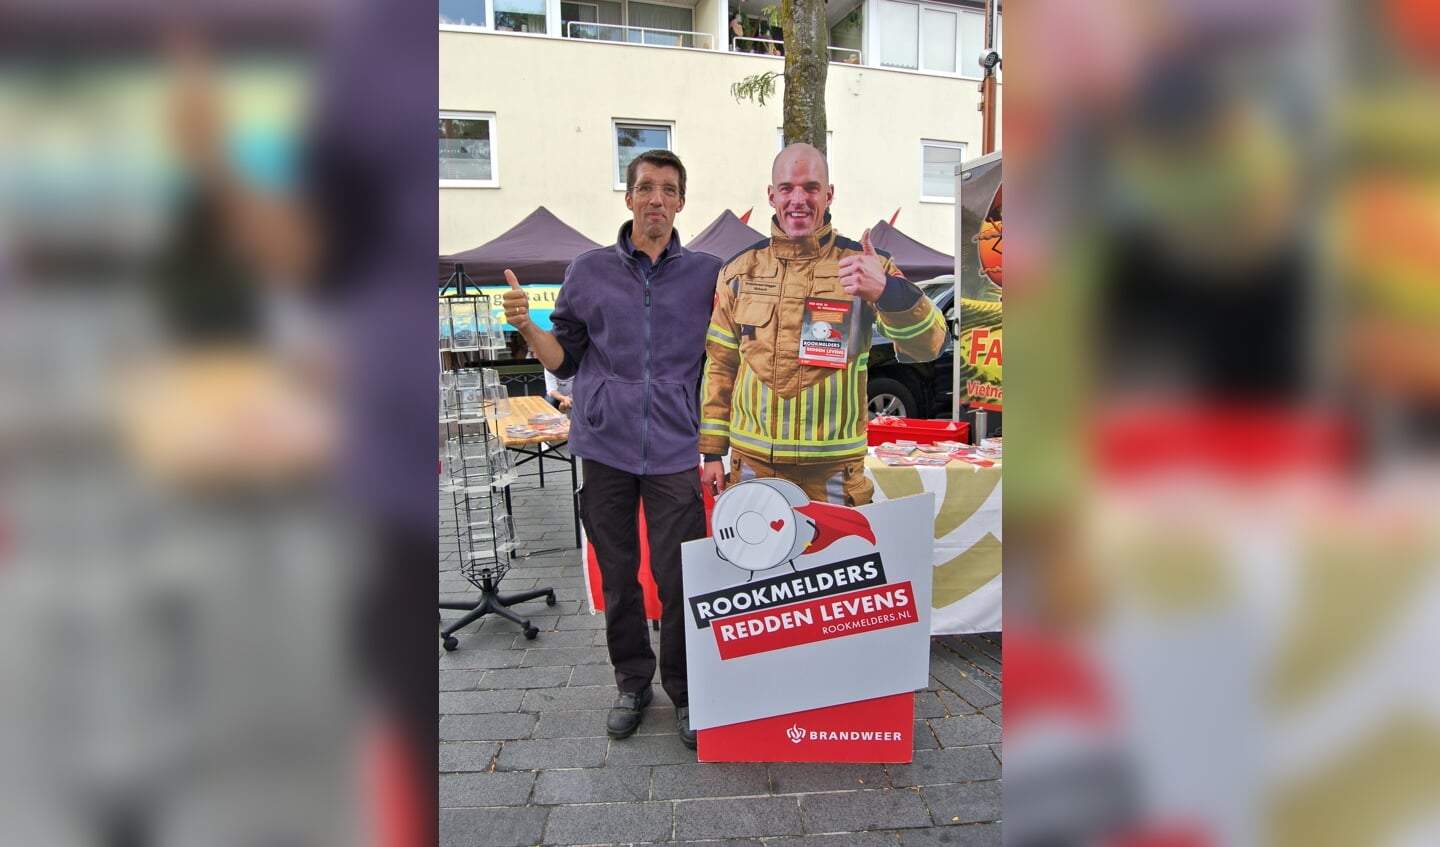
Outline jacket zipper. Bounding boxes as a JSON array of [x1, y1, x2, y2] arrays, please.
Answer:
[[641, 266, 652, 474], [771, 259, 785, 464], [636, 249, 675, 474]]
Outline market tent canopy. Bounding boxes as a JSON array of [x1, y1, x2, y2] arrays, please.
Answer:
[[440, 206, 602, 287], [867, 220, 955, 282], [687, 210, 767, 261]]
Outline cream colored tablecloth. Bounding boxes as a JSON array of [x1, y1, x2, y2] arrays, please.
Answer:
[[865, 456, 1002, 634]]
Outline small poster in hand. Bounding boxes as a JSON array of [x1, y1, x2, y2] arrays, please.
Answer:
[[798, 298, 851, 368]]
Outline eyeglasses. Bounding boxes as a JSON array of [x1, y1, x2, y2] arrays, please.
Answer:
[[632, 183, 680, 199]]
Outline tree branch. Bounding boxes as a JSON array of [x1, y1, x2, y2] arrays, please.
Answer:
[[731, 71, 783, 106]]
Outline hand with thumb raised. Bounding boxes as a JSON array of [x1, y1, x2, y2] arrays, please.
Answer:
[[502, 269, 533, 331], [838, 228, 886, 302]]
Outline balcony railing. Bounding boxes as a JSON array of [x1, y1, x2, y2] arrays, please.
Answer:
[[731, 37, 862, 64], [564, 21, 713, 50]]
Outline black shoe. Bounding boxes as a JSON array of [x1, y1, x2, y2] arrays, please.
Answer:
[[676, 706, 697, 750], [605, 687, 653, 739]]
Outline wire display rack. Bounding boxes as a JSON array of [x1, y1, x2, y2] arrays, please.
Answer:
[[438, 265, 556, 649]]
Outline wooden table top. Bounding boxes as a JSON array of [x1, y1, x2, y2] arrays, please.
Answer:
[[497, 395, 572, 447]]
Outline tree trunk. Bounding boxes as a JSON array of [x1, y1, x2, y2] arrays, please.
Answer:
[[781, 0, 828, 155]]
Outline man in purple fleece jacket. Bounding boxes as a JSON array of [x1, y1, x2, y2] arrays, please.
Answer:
[[502, 149, 720, 750]]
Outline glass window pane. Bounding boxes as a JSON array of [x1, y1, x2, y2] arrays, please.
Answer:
[[495, 0, 545, 33], [562, 1, 598, 38], [923, 144, 961, 198], [921, 9, 956, 73], [440, 0, 487, 27], [829, 3, 864, 63], [615, 125, 671, 185], [994, 12, 1002, 81], [627, 2, 694, 46], [879, 1, 918, 70], [959, 9, 985, 77], [440, 118, 493, 181], [562, 2, 598, 21]]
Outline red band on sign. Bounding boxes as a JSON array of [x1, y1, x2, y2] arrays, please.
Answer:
[[698, 692, 914, 762], [710, 581, 917, 660]]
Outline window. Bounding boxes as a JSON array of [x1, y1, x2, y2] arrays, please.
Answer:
[[921, 8, 956, 72], [494, 0, 546, 33], [563, 2, 598, 24], [626, 1, 694, 45], [829, 2, 865, 64], [993, 11, 1002, 83], [563, 0, 623, 39], [613, 120, 673, 189], [878, 0, 987, 78], [440, 112, 498, 187], [879, 2, 918, 69], [561, 1, 597, 36], [440, 0, 487, 27], [958, 9, 986, 77], [921, 140, 964, 202]]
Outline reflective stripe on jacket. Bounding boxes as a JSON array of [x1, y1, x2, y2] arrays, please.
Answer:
[[700, 215, 946, 464]]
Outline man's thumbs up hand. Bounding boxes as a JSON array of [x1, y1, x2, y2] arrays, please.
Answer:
[[839, 228, 886, 303], [502, 269, 533, 331], [861, 227, 877, 256]]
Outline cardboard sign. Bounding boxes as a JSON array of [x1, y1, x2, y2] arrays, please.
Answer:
[[695, 692, 915, 762], [682, 484, 934, 761]]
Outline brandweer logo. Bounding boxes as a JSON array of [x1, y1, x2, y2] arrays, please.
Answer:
[[781, 724, 906, 743]]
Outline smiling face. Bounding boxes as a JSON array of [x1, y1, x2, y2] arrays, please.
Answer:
[[625, 161, 685, 243], [768, 144, 834, 238]]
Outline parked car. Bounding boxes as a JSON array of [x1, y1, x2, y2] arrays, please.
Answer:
[[866, 279, 957, 420]]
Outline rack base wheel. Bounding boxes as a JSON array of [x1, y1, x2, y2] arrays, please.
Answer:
[[442, 636, 459, 651], [546, 592, 556, 606], [524, 627, 539, 639]]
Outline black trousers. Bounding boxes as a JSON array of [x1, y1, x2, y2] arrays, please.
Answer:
[[580, 458, 706, 707]]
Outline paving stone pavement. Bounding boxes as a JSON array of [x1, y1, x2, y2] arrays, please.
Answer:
[[440, 454, 1001, 846]]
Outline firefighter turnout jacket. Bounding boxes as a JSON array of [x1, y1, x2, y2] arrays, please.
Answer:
[[700, 216, 947, 464]]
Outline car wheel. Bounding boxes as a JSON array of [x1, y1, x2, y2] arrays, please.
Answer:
[[868, 377, 917, 420]]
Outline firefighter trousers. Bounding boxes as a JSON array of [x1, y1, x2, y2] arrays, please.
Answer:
[[726, 451, 874, 507]]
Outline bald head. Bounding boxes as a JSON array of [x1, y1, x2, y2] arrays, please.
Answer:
[[772, 143, 829, 185], [769, 143, 835, 238]]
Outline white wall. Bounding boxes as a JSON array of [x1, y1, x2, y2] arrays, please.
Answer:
[[439, 30, 986, 259]]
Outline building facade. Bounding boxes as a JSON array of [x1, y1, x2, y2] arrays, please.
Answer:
[[439, 0, 1000, 266]]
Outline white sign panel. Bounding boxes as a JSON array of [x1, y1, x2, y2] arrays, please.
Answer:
[[682, 485, 934, 730]]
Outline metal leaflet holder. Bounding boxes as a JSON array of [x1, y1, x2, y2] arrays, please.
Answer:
[[448, 298, 481, 351], [438, 262, 557, 647]]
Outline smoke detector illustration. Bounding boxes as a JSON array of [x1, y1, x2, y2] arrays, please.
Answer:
[[710, 478, 817, 575], [809, 321, 840, 340]]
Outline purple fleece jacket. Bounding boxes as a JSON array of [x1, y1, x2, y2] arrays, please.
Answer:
[[551, 222, 722, 476]]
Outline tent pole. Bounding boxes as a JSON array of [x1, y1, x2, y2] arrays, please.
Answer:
[[952, 167, 964, 423], [980, 0, 998, 155]]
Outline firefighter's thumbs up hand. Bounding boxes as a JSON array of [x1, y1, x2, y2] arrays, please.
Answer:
[[502, 269, 532, 331], [839, 228, 886, 303]]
